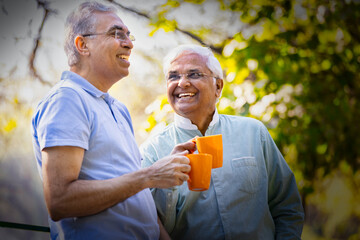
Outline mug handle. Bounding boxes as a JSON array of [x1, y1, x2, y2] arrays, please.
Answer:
[[190, 137, 199, 154]]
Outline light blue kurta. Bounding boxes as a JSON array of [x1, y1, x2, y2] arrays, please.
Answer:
[[32, 71, 159, 240], [140, 110, 304, 240]]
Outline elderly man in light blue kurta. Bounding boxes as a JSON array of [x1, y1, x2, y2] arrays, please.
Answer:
[[140, 44, 304, 240]]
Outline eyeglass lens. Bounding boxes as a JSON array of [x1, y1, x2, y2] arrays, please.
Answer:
[[114, 29, 135, 41], [167, 72, 207, 81]]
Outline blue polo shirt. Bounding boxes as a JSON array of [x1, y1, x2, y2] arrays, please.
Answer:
[[32, 71, 159, 240]]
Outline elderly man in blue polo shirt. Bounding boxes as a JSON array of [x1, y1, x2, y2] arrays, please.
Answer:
[[140, 44, 305, 239], [31, 2, 194, 240]]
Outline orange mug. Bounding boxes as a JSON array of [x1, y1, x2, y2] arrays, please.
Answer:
[[186, 153, 212, 191], [193, 134, 223, 168]]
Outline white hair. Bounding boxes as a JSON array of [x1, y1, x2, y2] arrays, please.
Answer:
[[163, 44, 223, 79], [64, 2, 117, 66]]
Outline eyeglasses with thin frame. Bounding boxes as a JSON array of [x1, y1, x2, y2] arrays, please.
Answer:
[[82, 28, 135, 42], [167, 72, 214, 82]]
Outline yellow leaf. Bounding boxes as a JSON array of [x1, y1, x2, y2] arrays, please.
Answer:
[[4, 119, 17, 132], [149, 27, 159, 37]]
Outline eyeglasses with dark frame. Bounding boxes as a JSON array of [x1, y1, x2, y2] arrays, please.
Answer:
[[82, 28, 135, 42], [167, 72, 214, 82]]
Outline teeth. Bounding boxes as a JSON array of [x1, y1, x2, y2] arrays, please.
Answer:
[[117, 55, 129, 60], [178, 93, 195, 98]]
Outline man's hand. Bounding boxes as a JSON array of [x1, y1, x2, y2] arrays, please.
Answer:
[[147, 152, 191, 188], [145, 140, 196, 188], [170, 140, 196, 155]]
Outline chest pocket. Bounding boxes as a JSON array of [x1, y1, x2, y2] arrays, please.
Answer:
[[231, 157, 262, 194]]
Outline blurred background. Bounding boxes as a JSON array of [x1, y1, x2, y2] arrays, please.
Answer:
[[0, 0, 359, 239]]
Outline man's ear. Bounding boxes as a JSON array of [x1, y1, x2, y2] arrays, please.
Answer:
[[74, 35, 90, 56], [215, 78, 224, 98]]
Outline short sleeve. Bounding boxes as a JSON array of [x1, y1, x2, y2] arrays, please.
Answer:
[[35, 87, 91, 150]]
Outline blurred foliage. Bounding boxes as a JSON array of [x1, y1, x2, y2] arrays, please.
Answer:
[[143, 0, 360, 238]]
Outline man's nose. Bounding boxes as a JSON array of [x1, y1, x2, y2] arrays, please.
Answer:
[[177, 75, 191, 87], [121, 37, 134, 49]]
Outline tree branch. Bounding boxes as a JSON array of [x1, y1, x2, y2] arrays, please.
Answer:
[[105, 0, 224, 55], [29, 0, 56, 86], [106, 0, 150, 18]]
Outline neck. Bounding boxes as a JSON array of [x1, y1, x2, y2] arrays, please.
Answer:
[[70, 65, 112, 92], [189, 111, 214, 136]]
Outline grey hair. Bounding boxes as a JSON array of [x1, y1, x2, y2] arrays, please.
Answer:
[[163, 44, 223, 79], [64, 1, 116, 66]]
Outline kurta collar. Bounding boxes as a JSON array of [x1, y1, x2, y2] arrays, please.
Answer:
[[174, 108, 219, 130]]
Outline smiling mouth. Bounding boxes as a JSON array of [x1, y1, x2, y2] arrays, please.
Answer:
[[177, 93, 195, 98], [117, 54, 129, 61]]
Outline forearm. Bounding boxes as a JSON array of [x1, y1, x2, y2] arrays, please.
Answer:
[[45, 169, 149, 221], [42, 146, 190, 221]]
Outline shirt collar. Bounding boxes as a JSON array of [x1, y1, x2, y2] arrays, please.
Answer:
[[61, 71, 113, 104], [174, 108, 219, 130]]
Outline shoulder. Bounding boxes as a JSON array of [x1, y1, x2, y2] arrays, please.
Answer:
[[218, 114, 269, 142], [142, 124, 175, 146], [32, 82, 90, 126], [140, 124, 175, 152], [38, 81, 84, 107], [219, 114, 265, 129], [140, 123, 177, 166], [41, 83, 89, 114]]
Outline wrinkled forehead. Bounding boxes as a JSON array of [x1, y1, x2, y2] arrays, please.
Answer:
[[168, 52, 209, 73]]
